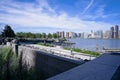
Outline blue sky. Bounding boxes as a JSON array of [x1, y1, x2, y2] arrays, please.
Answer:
[[0, 0, 120, 33]]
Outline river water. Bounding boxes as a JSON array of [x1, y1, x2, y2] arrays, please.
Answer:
[[69, 38, 120, 51]]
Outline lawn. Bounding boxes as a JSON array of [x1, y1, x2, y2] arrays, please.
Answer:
[[37, 43, 54, 47], [64, 47, 100, 56]]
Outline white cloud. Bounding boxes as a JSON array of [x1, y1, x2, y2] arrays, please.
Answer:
[[82, 0, 94, 14], [0, 0, 112, 32], [81, 5, 119, 21]]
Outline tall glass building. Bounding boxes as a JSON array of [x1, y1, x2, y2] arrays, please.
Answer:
[[111, 27, 114, 39], [115, 25, 119, 39]]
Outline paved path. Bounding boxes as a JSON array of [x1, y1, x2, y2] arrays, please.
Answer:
[[24, 44, 97, 60]]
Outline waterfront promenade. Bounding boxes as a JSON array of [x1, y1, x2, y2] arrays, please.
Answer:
[[23, 44, 96, 60]]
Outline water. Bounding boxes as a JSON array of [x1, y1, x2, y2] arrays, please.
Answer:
[[69, 38, 120, 51]]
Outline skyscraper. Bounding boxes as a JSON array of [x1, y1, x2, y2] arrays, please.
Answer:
[[66, 32, 69, 38], [56, 31, 65, 38], [95, 30, 103, 39], [110, 27, 114, 39], [69, 32, 74, 38], [104, 30, 111, 39], [115, 25, 119, 39], [57, 31, 60, 38], [61, 31, 65, 38]]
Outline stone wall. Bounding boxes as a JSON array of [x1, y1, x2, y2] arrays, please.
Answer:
[[11, 44, 83, 79]]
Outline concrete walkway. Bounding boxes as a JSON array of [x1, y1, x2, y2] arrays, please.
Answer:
[[24, 44, 97, 60]]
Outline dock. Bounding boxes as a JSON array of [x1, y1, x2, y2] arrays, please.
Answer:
[[103, 48, 120, 52]]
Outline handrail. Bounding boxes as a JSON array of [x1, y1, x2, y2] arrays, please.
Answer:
[[22, 44, 96, 60]]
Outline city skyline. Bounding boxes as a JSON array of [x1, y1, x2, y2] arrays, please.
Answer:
[[56, 25, 120, 39], [0, 0, 120, 33]]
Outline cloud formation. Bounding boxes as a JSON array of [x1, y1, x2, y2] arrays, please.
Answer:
[[0, 0, 113, 32], [82, 0, 94, 14]]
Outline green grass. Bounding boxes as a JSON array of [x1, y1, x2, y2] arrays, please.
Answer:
[[37, 43, 54, 47], [64, 48, 100, 56]]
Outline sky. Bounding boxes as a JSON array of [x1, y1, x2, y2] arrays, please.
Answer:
[[0, 0, 120, 33]]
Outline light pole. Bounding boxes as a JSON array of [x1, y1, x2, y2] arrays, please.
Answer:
[[96, 44, 98, 51], [70, 43, 74, 55]]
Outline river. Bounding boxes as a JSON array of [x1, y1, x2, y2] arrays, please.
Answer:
[[69, 38, 120, 51]]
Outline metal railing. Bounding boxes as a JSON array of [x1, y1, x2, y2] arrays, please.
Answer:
[[22, 44, 96, 60]]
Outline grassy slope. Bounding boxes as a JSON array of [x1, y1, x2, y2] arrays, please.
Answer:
[[37, 43, 53, 47], [64, 48, 100, 56]]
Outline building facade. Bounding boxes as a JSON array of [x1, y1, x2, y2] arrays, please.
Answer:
[[115, 25, 119, 39], [110, 27, 114, 39]]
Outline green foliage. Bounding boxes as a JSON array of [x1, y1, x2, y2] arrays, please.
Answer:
[[64, 47, 71, 50], [53, 33, 58, 38], [42, 33, 47, 38], [16, 32, 62, 39], [16, 32, 24, 38], [1, 25, 15, 38], [35, 33, 42, 38], [64, 48, 100, 56], [47, 33, 53, 38], [16, 32, 36, 38], [0, 32, 1, 38], [37, 43, 53, 47], [16, 32, 43, 39], [0, 47, 37, 80]]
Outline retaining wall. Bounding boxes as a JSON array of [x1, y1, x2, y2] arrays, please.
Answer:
[[13, 45, 84, 79]]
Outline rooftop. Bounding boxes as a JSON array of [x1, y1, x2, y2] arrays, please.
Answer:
[[48, 53, 120, 80]]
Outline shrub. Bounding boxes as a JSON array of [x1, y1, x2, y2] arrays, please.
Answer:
[[0, 47, 36, 80]]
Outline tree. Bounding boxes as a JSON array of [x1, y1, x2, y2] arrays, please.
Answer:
[[16, 32, 24, 38], [47, 33, 53, 38], [2, 25, 15, 38], [42, 33, 46, 38], [0, 32, 1, 38], [35, 33, 42, 38], [0, 28, 2, 38], [53, 33, 58, 38]]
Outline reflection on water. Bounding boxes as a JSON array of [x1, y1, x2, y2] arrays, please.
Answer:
[[69, 38, 120, 51]]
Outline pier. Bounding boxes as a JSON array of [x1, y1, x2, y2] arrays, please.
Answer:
[[103, 48, 120, 53]]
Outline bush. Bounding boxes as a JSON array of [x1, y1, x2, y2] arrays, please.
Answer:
[[0, 47, 36, 80]]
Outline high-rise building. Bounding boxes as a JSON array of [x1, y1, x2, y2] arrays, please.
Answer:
[[81, 32, 88, 39], [66, 32, 69, 38], [110, 25, 119, 39], [115, 25, 119, 39], [119, 31, 120, 39], [103, 30, 110, 39], [81, 32, 84, 38], [56, 31, 65, 38], [95, 30, 103, 39], [110, 27, 114, 39], [74, 33, 78, 38], [69, 32, 74, 38], [60, 31, 65, 38], [90, 30, 95, 38], [78, 33, 82, 38], [56, 31, 60, 38]]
